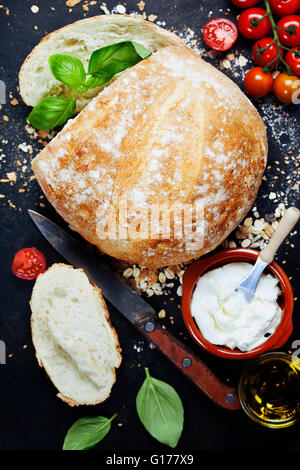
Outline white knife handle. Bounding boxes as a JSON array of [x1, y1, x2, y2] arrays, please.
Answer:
[[260, 207, 300, 264]]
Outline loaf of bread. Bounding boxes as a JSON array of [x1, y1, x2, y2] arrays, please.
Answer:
[[19, 14, 186, 112], [31, 22, 267, 268], [30, 264, 122, 406]]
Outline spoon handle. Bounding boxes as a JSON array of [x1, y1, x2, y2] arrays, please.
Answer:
[[260, 207, 300, 264]]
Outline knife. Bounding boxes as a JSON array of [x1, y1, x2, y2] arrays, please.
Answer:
[[28, 209, 240, 410]]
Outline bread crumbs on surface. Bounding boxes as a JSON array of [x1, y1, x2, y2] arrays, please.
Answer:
[[137, 1, 145, 11], [66, 0, 81, 6]]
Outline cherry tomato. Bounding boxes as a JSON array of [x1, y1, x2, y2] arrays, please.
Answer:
[[252, 37, 284, 67], [238, 8, 272, 40], [285, 46, 300, 75], [244, 67, 274, 97], [202, 18, 238, 51], [277, 15, 300, 47], [269, 0, 300, 17], [230, 0, 260, 7], [11, 248, 46, 280], [273, 72, 300, 103]]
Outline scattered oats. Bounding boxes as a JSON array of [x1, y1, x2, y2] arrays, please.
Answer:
[[228, 240, 237, 248], [31, 5, 39, 13], [158, 309, 166, 319], [158, 272, 166, 283], [222, 59, 231, 69], [244, 217, 253, 227], [133, 266, 141, 278], [241, 239, 251, 248], [269, 192, 277, 200], [148, 14, 157, 21], [238, 55, 248, 67], [123, 267, 133, 278], [176, 285, 183, 297], [164, 267, 175, 279], [146, 288, 154, 297]]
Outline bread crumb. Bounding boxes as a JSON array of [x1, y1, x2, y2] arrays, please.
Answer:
[[10, 98, 19, 106], [31, 5, 39, 13], [148, 14, 157, 21], [158, 309, 166, 319], [115, 4, 126, 14], [66, 0, 81, 6], [137, 0, 145, 10]]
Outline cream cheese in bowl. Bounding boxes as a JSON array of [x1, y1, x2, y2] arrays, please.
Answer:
[[190, 262, 282, 352]]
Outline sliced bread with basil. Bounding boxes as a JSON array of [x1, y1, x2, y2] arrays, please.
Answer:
[[30, 263, 122, 406]]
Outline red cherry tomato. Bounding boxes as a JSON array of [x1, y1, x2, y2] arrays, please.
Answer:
[[244, 67, 274, 97], [273, 72, 300, 103], [285, 46, 300, 75], [202, 18, 238, 51], [277, 15, 300, 47], [252, 37, 284, 67], [238, 8, 272, 40], [11, 248, 46, 280], [269, 0, 300, 17], [230, 0, 260, 7]]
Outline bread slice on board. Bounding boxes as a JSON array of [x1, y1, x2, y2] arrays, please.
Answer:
[[30, 263, 122, 406], [19, 14, 187, 111]]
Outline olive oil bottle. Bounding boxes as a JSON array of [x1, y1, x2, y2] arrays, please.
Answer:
[[238, 352, 300, 428]]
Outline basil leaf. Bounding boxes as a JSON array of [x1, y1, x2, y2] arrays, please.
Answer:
[[77, 73, 113, 94], [136, 368, 184, 448], [63, 414, 117, 451], [27, 96, 76, 130], [88, 41, 152, 76], [49, 54, 86, 89]]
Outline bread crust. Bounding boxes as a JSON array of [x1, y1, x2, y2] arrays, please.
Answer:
[[30, 263, 122, 407], [32, 42, 267, 268]]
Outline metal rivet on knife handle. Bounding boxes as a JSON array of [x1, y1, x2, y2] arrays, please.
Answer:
[[182, 357, 192, 368], [144, 321, 156, 333], [225, 393, 237, 404]]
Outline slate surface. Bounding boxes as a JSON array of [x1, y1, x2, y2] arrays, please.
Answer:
[[0, 0, 299, 451]]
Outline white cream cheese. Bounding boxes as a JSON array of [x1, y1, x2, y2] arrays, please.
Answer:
[[191, 262, 282, 352]]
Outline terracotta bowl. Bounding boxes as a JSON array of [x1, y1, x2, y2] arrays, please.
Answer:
[[182, 248, 294, 360]]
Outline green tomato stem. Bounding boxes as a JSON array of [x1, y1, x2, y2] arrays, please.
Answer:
[[263, 0, 293, 74]]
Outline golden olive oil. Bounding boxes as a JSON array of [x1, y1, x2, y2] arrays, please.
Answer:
[[238, 352, 300, 428]]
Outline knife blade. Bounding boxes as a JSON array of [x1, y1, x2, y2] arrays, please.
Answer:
[[29, 209, 240, 410]]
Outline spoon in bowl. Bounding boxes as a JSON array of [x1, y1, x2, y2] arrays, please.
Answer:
[[236, 206, 300, 303]]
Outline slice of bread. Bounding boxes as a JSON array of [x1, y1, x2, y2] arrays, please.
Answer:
[[19, 14, 186, 112], [30, 263, 122, 406]]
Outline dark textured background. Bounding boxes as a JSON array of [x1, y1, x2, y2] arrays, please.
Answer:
[[0, 0, 299, 451]]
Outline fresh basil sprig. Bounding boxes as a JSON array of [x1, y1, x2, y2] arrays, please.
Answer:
[[27, 96, 76, 131], [63, 413, 117, 451], [27, 41, 152, 130], [136, 368, 184, 448], [49, 54, 86, 90]]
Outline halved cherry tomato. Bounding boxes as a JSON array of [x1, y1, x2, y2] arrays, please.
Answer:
[[238, 8, 272, 40], [269, 0, 300, 17], [11, 248, 46, 280], [252, 37, 284, 67], [202, 18, 238, 51], [277, 15, 300, 47], [244, 67, 274, 97], [285, 46, 300, 75], [273, 72, 300, 103], [231, 0, 260, 7]]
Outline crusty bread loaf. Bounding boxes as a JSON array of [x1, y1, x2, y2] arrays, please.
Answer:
[[32, 39, 268, 268], [30, 263, 121, 406], [19, 14, 187, 112]]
